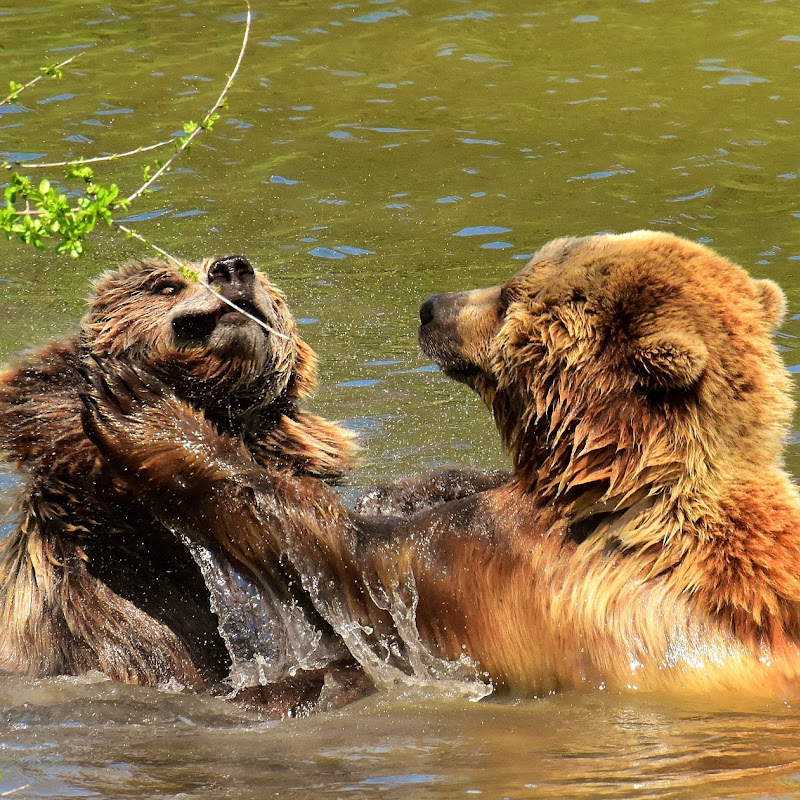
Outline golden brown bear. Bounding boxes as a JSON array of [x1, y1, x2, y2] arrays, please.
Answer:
[[0, 255, 358, 698], [83, 232, 800, 700]]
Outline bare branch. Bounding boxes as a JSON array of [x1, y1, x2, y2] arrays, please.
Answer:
[[4, 138, 175, 170], [115, 222, 185, 267], [124, 0, 252, 205], [2, 0, 264, 300], [0, 785, 31, 797]]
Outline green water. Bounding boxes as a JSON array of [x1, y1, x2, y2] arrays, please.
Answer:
[[3, 0, 800, 797]]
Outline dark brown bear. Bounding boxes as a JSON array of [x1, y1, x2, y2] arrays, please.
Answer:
[[0, 255, 357, 696], [84, 232, 800, 702]]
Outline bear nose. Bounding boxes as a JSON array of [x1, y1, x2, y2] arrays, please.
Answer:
[[207, 255, 254, 286], [419, 294, 441, 325]]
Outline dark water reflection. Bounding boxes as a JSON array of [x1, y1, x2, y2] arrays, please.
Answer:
[[3, 0, 800, 797]]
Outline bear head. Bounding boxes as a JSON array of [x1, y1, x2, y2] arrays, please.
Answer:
[[81, 255, 319, 425], [419, 231, 792, 522]]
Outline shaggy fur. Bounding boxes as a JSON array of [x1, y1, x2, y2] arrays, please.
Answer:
[[83, 232, 800, 700], [0, 255, 356, 692]]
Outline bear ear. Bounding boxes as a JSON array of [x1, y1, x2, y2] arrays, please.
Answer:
[[754, 279, 786, 329], [631, 330, 708, 390]]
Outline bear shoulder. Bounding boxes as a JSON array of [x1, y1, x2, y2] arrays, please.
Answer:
[[0, 338, 96, 472]]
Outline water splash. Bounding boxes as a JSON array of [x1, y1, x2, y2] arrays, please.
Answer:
[[174, 508, 491, 700], [300, 568, 493, 701], [175, 530, 345, 690]]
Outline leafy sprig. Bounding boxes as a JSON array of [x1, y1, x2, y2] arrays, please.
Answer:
[[0, 3, 251, 258], [1, 168, 127, 257]]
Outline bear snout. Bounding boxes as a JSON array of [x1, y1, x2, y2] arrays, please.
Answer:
[[207, 255, 255, 291], [206, 255, 264, 315], [419, 294, 441, 326], [418, 291, 468, 330], [418, 286, 502, 370]]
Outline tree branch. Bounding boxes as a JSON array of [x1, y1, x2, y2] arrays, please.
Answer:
[[4, 138, 175, 171], [0, 52, 84, 107]]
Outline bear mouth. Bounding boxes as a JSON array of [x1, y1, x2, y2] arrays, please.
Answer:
[[418, 324, 480, 384], [173, 300, 268, 345]]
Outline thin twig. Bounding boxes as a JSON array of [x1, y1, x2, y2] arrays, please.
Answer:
[[124, 0, 252, 205], [5, 138, 175, 170], [115, 222, 291, 341], [115, 3, 279, 338], [115, 223, 185, 267], [0, 52, 84, 107], [0, 784, 30, 797]]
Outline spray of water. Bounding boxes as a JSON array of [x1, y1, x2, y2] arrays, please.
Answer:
[[172, 508, 492, 700], [290, 551, 493, 702], [175, 530, 345, 690]]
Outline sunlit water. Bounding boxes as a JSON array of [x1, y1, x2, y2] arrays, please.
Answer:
[[3, 0, 800, 797]]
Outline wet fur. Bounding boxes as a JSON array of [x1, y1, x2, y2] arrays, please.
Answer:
[[83, 233, 800, 700]]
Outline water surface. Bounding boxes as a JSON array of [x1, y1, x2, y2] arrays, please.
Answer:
[[2, 0, 800, 797]]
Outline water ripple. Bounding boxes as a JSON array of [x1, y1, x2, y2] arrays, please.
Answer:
[[351, 9, 410, 24], [667, 187, 714, 203], [454, 226, 512, 236]]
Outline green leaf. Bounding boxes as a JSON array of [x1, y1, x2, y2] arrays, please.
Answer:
[[41, 63, 64, 79], [202, 112, 221, 132], [179, 264, 200, 281], [66, 164, 94, 182]]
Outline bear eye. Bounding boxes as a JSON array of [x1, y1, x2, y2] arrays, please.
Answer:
[[150, 281, 183, 297]]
